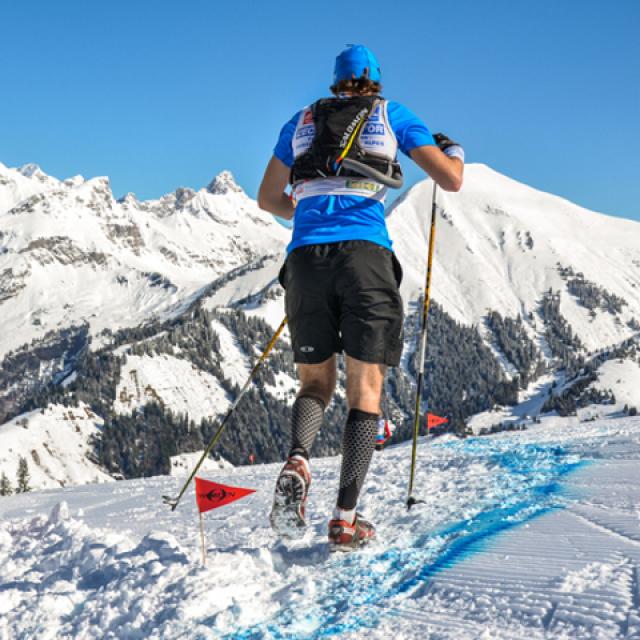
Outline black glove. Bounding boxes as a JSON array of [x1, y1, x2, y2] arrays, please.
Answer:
[[433, 132, 459, 151], [433, 132, 464, 162]]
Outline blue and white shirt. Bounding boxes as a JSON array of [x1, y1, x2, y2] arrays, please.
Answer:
[[274, 99, 434, 253]]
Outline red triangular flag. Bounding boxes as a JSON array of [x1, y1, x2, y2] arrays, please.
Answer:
[[426, 413, 448, 430], [195, 477, 255, 514]]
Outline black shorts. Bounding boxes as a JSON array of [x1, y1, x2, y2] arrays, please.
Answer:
[[279, 240, 404, 366]]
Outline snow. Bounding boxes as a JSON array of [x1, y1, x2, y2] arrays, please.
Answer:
[[169, 451, 234, 476], [3, 161, 640, 636], [3, 160, 639, 415], [265, 370, 299, 403], [210, 318, 252, 387], [114, 354, 230, 423], [0, 404, 112, 490], [0, 163, 289, 359], [1, 416, 640, 638], [589, 358, 640, 411]]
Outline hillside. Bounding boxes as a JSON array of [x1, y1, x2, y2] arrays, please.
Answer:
[[0, 162, 639, 490]]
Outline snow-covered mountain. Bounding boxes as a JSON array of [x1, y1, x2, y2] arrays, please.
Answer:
[[390, 164, 640, 351], [1, 161, 639, 491], [0, 161, 289, 359]]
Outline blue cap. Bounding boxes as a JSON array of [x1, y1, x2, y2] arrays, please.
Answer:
[[333, 45, 381, 84]]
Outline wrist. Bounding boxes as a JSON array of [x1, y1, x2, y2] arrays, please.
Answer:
[[443, 145, 465, 163]]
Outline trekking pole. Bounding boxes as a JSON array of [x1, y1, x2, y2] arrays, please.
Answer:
[[407, 182, 438, 510], [163, 316, 288, 511]]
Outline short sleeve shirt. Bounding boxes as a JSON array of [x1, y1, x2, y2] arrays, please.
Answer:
[[274, 100, 435, 252]]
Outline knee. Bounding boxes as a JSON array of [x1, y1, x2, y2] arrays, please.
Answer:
[[346, 384, 382, 415], [299, 380, 334, 407]]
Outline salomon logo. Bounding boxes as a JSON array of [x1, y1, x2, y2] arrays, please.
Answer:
[[300, 345, 315, 353], [339, 107, 369, 149]]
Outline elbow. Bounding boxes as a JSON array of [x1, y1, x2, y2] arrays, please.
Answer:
[[440, 174, 463, 192], [449, 175, 463, 192], [257, 187, 269, 212], [440, 163, 464, 192]]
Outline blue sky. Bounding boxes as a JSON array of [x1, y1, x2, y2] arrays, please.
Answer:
[[1, 1, 638, 221]]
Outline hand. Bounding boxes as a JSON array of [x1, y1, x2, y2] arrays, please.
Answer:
[[433, 132, 459, 151], [433, 132, 464, 162]]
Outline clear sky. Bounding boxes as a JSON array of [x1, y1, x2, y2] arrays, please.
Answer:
[[1, 1, 638, 221]]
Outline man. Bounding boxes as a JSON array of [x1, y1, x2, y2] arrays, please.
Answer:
[[258, 44, 463, 551]]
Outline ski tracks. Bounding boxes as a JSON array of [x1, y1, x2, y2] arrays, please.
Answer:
[[231, 437, 587, 639], [3, 418, 640, 639]]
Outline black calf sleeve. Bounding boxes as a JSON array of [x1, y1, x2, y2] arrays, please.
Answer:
[[289, 395, 325, 460], [337, 409, 378, 510]]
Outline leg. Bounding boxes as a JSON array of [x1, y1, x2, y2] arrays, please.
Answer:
[[289, 356, 336, 459], [336, 356, 385, 516], [345, 356, 385, 414], [270, 357, 336, 538]]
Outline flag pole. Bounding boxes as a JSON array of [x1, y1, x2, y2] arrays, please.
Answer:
[[199, 512, 207, 566]]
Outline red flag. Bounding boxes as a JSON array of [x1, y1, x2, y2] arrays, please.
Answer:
[[195, 477, 255, 514], [426, 413, 448, 430]]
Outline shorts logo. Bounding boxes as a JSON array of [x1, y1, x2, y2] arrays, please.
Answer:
[[300, 345, 315, 353]]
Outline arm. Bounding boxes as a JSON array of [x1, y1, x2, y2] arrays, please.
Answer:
[[409, 145, 463, 192], [388, 102, 464, 192], [257, 156, 295, 221]]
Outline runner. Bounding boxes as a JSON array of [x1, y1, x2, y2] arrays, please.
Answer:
[[258, 44, 464, 551]]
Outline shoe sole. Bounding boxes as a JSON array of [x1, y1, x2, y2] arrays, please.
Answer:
[[269, 474, 307, 540], [328, 535, 375, 553]]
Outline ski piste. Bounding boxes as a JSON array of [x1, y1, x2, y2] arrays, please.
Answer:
[[2, 415, 640, 639]]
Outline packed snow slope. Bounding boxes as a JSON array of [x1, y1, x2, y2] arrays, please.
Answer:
[[1, 415, 640, 639]]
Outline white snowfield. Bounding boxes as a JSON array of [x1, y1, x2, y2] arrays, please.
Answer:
[[0, 403, 112, 490], [1, 416, 640, 639], [114, 353, 231, 423]]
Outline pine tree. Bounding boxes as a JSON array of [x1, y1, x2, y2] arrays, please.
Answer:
[[16, 456, 31, 493], [0, 472, 13, 496]]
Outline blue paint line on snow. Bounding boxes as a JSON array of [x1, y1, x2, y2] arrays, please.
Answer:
[[229, 440, 589, 640], [313, 461, 587, 639]]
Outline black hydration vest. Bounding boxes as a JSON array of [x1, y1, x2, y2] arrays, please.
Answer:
[[290, 96, 404, 189]]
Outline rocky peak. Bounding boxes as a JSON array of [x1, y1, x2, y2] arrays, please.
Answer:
[[206, 170, 244, 196], [117, 192, 138, 206], [19, 163, 44, 178], [18, 163, 52, 184]]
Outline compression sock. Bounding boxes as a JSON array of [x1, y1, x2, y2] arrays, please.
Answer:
[[289, 395, 325, 460], [337, 408, 378, 513]]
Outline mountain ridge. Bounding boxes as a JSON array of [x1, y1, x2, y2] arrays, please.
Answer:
[[1, 160, 639, 490]]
